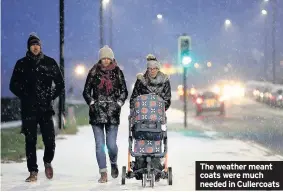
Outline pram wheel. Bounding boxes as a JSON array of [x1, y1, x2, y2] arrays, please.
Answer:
[[141, 172, 155, 188], [121, 166, 126, 185], [142, 174, 147, 188], [168, 167, 173, 185], [150, 172, 155, 188]]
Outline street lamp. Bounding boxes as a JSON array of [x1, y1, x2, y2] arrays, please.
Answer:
[[225, 19, 231, 26], [75, 64, 86, 76], [194, 63, 200, 68], [207, 62, 212, 67], [103, 0, 110, 6], [157, 14, 163, 20], [262, 9, 267, 15]]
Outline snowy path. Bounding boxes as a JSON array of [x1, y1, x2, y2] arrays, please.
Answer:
[[1, 103, 282, 191]]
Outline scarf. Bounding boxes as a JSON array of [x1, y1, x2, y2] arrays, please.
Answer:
[[26, 51, 44, 65], [97, 62, 117, 95], [146, 71, 167, 86], [137, 71, 168, 94]]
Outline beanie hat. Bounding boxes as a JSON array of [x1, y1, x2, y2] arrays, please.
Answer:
[[146, 54, 157, 61], [27, 32, 41, 50], [99, 45, 114, 61], [147, 60, 161, 69]]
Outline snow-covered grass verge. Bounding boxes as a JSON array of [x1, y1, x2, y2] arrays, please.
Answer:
[[1, 128, 44, 163], [1, 104, 89, 163]]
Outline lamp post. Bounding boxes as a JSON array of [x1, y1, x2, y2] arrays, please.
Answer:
[[109, 0, 113, 48], [271, 0, 277, 83], [262, 9, 268, 80], [99, 0, 104, 48], [182, 56, 192, 128], [59, 0, 65, 129]]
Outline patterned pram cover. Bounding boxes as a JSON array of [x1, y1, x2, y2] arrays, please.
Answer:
[[130, 94, 166, 154]]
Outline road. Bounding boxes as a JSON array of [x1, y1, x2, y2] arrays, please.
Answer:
[[171, 97, 283, 156], [1, 101, 283, 191]]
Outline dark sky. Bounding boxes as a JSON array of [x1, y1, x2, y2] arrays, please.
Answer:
[[1, 0, 283, 97]]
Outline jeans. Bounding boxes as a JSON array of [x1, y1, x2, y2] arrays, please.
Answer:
[[92, 124, 118, 173], [22, 114, 55, 173]]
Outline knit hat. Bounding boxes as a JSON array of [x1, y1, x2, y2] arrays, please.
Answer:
[[147, 60, 161, 69], [27, 32, 41, 50], [146, 54, 160, 69], [146, 54, 157, 61], [99, 45, 114, 61]]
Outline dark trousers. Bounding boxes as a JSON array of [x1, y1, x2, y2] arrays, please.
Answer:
[[22, 114, 55, 173]]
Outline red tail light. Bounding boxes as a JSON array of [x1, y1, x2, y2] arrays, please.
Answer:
[[269, 95, 275, 100]]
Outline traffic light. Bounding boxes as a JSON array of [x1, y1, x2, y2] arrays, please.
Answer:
[[178, 35, 192, 67]]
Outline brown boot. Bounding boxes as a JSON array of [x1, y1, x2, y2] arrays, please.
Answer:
[[44, 163, 53, 179], [98, 172, 108, 183], [25, 172, 38, 182]]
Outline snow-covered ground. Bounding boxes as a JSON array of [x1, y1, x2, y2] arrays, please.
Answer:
[[1, 102, 282, 191]]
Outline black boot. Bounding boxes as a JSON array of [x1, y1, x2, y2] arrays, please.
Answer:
[[111, 164, 119, 178]]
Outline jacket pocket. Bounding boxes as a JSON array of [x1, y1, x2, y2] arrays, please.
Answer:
[[108, 101, 121, 117]]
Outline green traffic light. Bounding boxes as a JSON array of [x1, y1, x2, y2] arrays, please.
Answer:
[[182, 56, 192, 66]]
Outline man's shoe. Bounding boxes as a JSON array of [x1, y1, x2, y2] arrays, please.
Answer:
[[25, 172, 38, 182], [111, 164, 119, 178], [98, 172, 108, 183], [44, 163, 53, 179]]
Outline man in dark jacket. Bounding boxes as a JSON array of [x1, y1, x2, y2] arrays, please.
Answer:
[[83, 45, 128, 183], [9, 33, 65, 182], [130, 54, 171, 181]]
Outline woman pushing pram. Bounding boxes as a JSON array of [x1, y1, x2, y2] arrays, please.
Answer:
[[130, 54, 171, 115], [124, 54, 172, 187]]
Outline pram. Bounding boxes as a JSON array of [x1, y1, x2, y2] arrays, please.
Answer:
[[121, 94, 173, 188]]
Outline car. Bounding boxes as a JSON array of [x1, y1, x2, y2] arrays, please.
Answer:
[[177, 85, 191, 101], [255, 86, 266, 102], [268, 87, 283, 108], [194, 91, 225, 116], [262, 86, 273, 103]]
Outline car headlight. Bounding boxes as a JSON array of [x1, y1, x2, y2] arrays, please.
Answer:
[[213, 86, 220, 93]]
